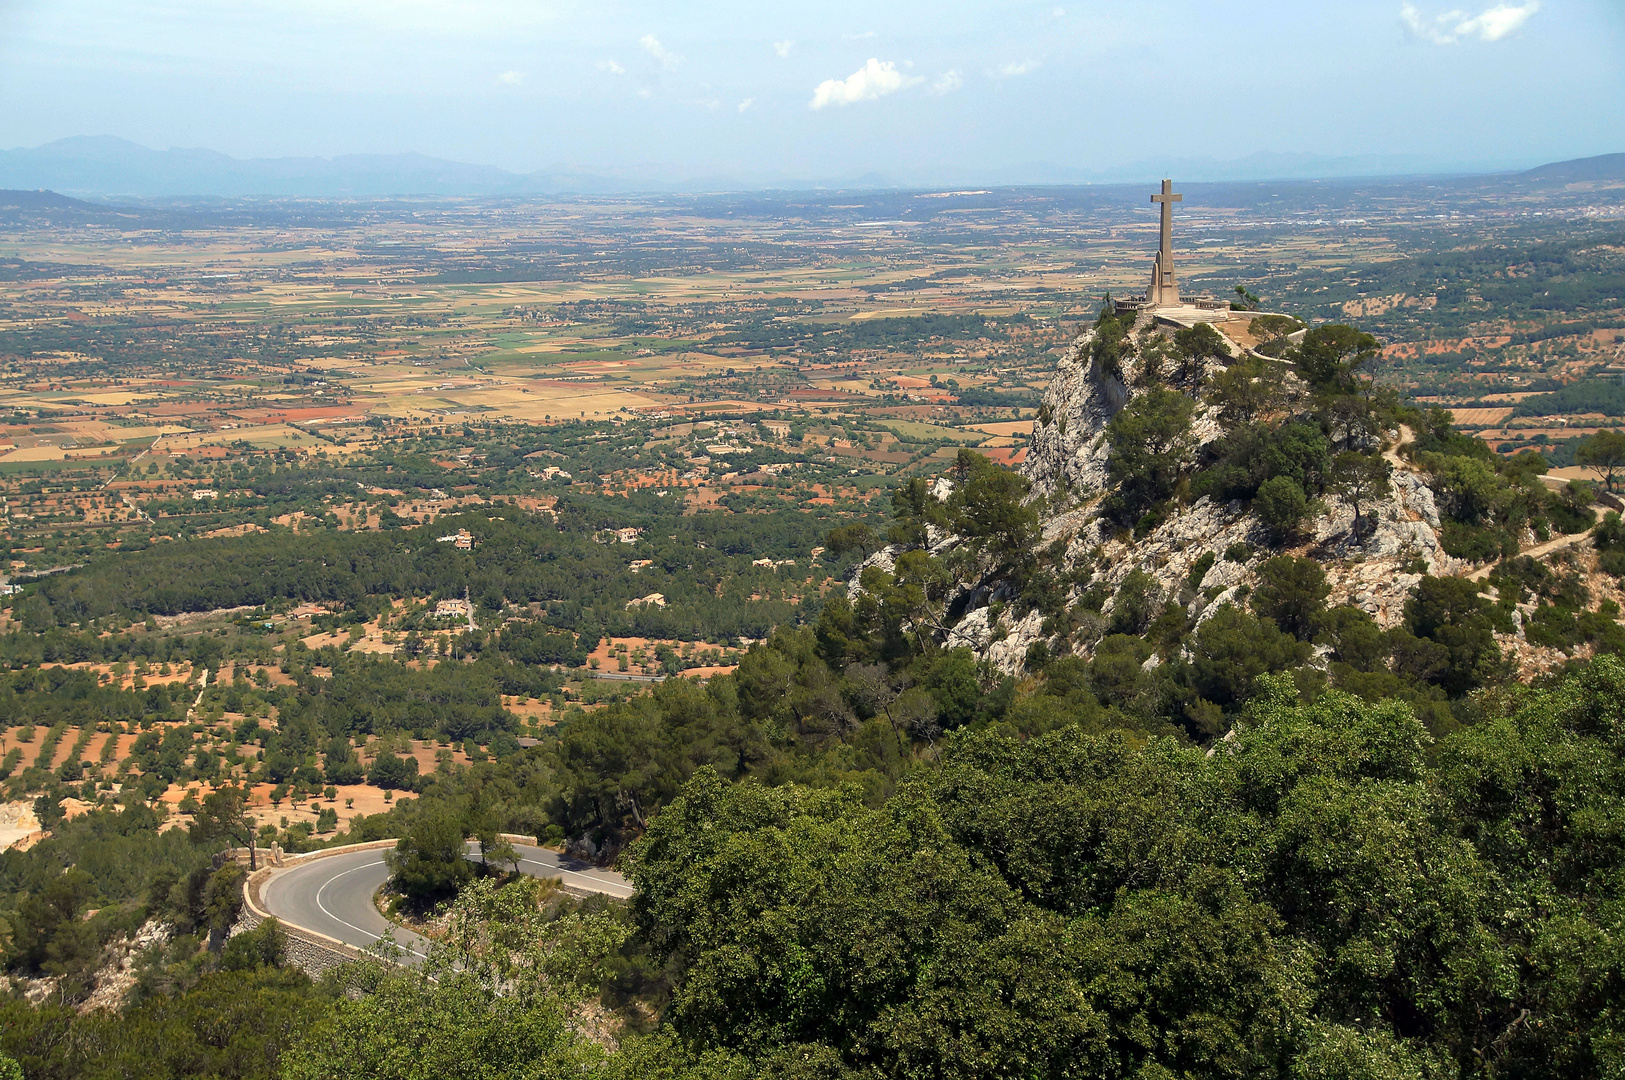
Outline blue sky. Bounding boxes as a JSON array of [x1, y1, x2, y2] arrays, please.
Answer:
[[0, 0, 1619, 182]]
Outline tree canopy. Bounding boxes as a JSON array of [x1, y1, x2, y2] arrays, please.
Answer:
[[624, 657, 1625, 1079]]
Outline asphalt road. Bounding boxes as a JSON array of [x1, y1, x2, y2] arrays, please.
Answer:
[[260, 843, 633, 962]]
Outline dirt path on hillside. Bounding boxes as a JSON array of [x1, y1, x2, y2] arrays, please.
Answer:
[[1466, 521, 1601, 582], [1465, 476, 1608, 582], [1385, 425, 1414, 472], [1390, 424, 1604, 583]]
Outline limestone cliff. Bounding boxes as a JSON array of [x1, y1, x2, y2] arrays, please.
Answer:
[[854, 322, 1612, 682]]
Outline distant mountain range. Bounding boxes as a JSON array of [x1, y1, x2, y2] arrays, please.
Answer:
[[0, 136, 1620, 199], [0, 136, 624, 198], [1520, 153, 1625, 183]]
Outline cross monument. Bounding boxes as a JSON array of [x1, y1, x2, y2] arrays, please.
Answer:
[[1146, 178, 1182, 307]]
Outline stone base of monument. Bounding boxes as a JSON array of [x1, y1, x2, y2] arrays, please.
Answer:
[[1112, 304, 1306, 362], [1148, 304, 1249, 329]]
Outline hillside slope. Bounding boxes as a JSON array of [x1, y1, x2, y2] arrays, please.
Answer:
[[1014, 323, 1460, 635], [849, 311, 1625, 738]]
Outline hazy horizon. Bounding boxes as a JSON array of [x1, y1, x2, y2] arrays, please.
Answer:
[[8, 134, 1606, 196], [1, 1, 1621, 188]]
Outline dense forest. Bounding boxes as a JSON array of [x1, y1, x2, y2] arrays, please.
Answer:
[[2, 469, 1622, 1080], [18, 501, 855, 644], [1509, 377, 1625, 418], [2, 656, 1623, 1078]]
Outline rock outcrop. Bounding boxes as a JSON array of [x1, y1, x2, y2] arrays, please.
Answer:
[[852, 323, 1521, 676], [1022, 334, 1130, 498]]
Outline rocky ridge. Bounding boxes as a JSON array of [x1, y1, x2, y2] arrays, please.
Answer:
[[855, 322, 1612, 678]]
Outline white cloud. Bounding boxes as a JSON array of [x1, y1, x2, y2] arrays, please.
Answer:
[[1400, 2, 1539, 43], [1458, 2, 1540, 39], [1052, 6, 1066, 17], [809, 57, 921, 109], [773, 39, 794, 58], [496, 70, 523, 85], [737, 97, 754, 112], [993, 59, 1040, 78], [928, 69, 962, 96], [598, 59, 625, 75], [640, 33, 680, 70]]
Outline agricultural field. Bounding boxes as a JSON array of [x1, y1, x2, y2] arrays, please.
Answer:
[[1, 174, 1620, 454], [0, 171, 1621, 849]]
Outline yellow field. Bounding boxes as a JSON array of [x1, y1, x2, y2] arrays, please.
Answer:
[[0, 445, 70, 462], [364, 374, 666, 421], [1447, 408, 1515, 426], [106, 425, 191, 441], [160, 424, 315, 450], [77, 392, 160, 406]]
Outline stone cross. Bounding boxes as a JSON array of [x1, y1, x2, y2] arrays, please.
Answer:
[[1146, 178, 1182, 307]]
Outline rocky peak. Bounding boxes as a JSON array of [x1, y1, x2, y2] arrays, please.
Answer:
[[1019, 326, 1459, 632], [850, 320, 1617, 691]]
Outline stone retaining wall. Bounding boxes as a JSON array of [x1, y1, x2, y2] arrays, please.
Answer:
[[230, 905, 370, 976], [233, 841, 401, 976]]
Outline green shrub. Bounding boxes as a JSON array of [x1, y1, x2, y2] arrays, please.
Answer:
[[1108, 570, 1163, 636], [221, 917, 287, 972], [1593, 510, 1625, 552], [386, 809, 474, 904], [1105, 388, 1195, 522], [1548, 501, 1593, 535], [1525, 603, 1582, 650], [1186, 552, 1216, 589], [1188, 604, 1311, 709], [1251, 556, 1331, 640], [1255, 476, 1309, 539], [1439, 521, 1516, 563]]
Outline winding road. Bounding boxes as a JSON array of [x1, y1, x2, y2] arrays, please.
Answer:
[[259, 843, 633, 962]]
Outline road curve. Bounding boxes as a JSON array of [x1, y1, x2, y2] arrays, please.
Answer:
[[260, 843, 633, 962]]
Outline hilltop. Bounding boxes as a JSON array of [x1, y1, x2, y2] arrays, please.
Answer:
[[847, 306, 1625, 739], [1520, 151, 1625, 183], [0, 188, 141, 227]]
